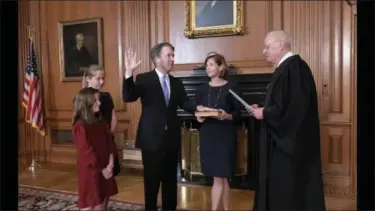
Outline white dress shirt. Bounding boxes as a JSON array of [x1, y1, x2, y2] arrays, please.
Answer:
[[154, 68, 170, 99], [277, 51, 294, 67], [125, 68, 170, 99]]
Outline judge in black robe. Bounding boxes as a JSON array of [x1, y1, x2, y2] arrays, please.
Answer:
[[250, 31, 326, 211]]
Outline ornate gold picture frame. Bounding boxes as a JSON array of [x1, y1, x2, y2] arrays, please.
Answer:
[[58, 17, 103, 82], [184, 0, 244, 39]]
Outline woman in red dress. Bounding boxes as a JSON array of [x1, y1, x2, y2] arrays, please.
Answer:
[[72, 87, 118, 210]]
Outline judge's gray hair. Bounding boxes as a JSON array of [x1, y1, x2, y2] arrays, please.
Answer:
[[267, 30, 292, 50]]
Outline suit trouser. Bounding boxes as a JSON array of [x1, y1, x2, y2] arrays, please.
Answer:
[[141, 132, 178, 211]]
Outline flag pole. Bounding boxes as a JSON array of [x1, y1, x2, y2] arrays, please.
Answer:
[[27, 25, 41, 172]]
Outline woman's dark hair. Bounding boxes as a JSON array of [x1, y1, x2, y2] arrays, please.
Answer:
[[72, 87, 101, 125], [204, 53, 229, 79]]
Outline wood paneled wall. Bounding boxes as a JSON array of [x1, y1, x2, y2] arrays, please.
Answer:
[[18, 0, 357, 200]]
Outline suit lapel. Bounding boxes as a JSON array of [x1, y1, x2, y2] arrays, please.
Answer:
[[169, 76, 177, 107]]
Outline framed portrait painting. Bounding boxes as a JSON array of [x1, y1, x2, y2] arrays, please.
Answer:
[[58, 17, 103, 82], [184, 0, 244, 39]]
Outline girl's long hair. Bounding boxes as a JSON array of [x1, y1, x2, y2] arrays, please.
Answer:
[[72, 87, 101, 125]]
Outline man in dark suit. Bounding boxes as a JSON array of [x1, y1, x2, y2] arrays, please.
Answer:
[[122, 42, 196, 210]]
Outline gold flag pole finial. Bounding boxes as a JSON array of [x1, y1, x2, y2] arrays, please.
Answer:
[[27, 26, 34, 58], [27, 25, 35, 43]]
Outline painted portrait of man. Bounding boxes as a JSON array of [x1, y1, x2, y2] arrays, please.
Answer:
[[195, 0, 234, 28], [59, 18, 102, 81]]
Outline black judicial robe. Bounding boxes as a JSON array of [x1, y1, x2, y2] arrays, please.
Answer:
[[253, 55, 326, 211]]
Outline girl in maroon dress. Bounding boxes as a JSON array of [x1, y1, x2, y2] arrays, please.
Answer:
[[72, 87, 118, 210]]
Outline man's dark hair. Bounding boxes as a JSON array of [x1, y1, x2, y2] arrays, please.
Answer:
[[150, 42, 175, 64]]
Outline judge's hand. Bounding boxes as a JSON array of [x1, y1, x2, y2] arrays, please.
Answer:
[[245, 106, 252, 114], [124, 48, 142, 76], [252, 107, 264, 120], [245, 104, 258, 114], [251, 104, 258, 108]]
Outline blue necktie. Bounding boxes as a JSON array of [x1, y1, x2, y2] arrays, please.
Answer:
[[162, 75, 169, 129], [161, 75, 169, 105]]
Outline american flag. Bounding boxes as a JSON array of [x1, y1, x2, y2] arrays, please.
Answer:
[[22, 38, 45, 136]]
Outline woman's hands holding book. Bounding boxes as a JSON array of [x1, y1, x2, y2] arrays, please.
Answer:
[[196, 105, 219, 112], [216, 109, 232, 120], [196, 105, 217, 123], [195, 106, 231, 121], [197, 117, 205, 123]]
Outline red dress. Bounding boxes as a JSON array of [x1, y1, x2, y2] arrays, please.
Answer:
[[72, 120, 118, 208]]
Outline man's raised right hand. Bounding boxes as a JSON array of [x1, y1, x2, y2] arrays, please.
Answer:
[[124, 48, 142, 77]]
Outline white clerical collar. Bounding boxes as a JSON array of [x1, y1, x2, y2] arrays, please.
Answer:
[[277, 51, 294, 67], [155, 68, 169, 79]]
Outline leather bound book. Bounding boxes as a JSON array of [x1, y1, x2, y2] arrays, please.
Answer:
[[194, 110, 222, 117]]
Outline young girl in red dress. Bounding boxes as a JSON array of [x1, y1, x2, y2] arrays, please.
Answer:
[[72, 87, 118, 210]]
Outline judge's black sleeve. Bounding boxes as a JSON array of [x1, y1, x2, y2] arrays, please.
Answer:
[[262, 62, 311, 156]]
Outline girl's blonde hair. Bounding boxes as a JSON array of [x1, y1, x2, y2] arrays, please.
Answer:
[[82, 64, 104, 88]]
